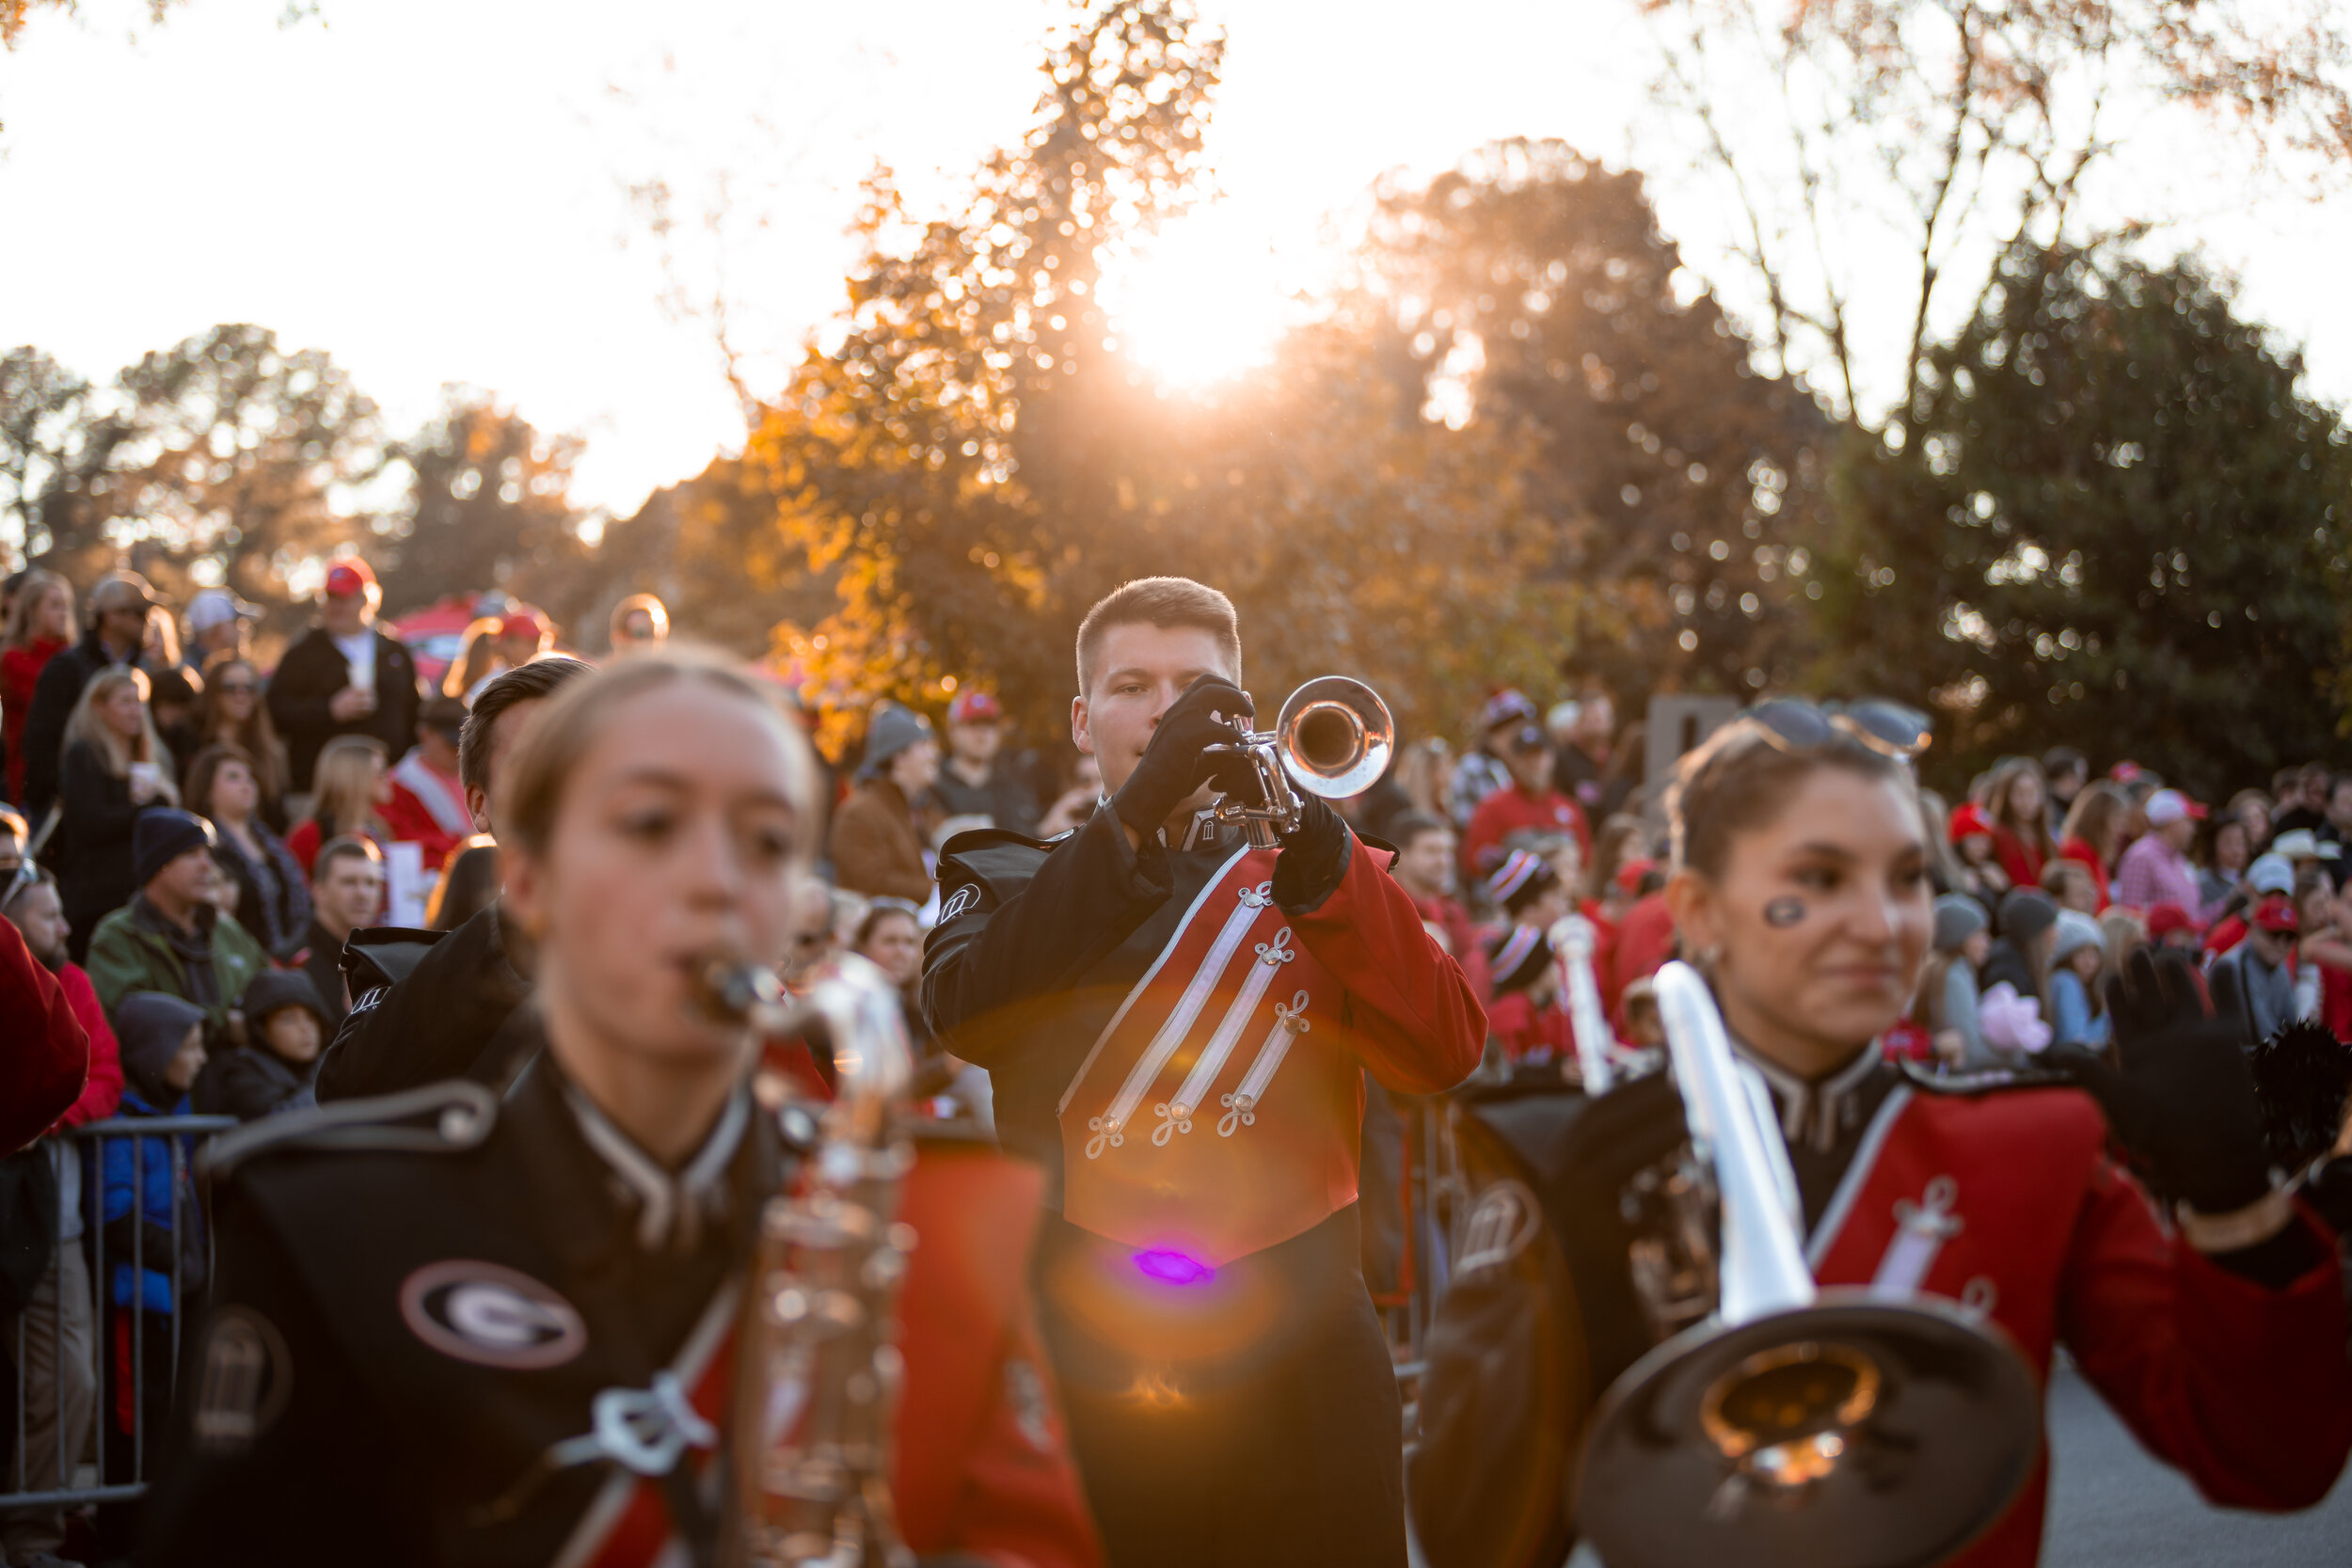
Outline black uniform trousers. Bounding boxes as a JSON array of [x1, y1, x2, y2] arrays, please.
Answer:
[[1033, 1205, 1406, 1568]]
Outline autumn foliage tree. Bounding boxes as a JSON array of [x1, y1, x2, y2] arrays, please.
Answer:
[[708, 5, 1817, 754]]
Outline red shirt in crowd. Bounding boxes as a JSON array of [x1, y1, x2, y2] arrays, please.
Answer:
[[1991, 825, 2047, 892], [1604, 892, 1677, 1019], [381, 753, 471, 872], [1408, 891, 1491, 1004], [1485, 989, 1573, 1062], [51, 960, 124, 1131], [1, 633, 67, 800], [1460, 784, 1589, 882], [1, 917, 87, 1155]]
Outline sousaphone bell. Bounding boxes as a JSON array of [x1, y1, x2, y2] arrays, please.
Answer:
[[1574, 962, 2042, 1568]]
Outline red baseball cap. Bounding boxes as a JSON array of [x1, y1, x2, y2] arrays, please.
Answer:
[[1614, 857, 1658, 896], [323, 560, 377, 597], [947, 690, 1003, 724], [1948, 802, 1996, 843], [499, 610, 548, 641], [2251, 893, 2300, 935], [2143, 903, 2196, 941]]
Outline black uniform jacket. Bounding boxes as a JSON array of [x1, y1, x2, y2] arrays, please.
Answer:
[[314, 901, 534, 1103], [141, 1047, 778, 1568]]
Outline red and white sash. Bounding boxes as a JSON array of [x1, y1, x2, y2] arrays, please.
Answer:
[[1057, 847, 1356, 1265]]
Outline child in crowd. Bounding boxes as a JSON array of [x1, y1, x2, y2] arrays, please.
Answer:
[[1915, 894, 1992, 1068], [2048, 910, 2111, 1049], [1949, 802, 2011, 905], [1482, 845, 1570, 931], [194, 971, 330, 1121], [1482, 923, 1571, 1067], [2040, 859, 2100, 916], [99, 992, 212, 1550], [2143, 902, 2201, 954]]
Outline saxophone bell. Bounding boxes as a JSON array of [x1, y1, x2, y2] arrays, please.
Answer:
[[724, 952, 918, 1568]]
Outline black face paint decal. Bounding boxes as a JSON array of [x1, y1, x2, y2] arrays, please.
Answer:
[[1764, 896, 1807, 928]]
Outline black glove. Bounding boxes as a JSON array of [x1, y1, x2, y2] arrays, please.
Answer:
[[2048, 948, 2272, 1214], [1107, 674, 1255, 836], [1560, 1068, 1691, 1198], [1271, 791, 1352, 911]]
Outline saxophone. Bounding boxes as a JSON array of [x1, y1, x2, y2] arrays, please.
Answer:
[[707, 953, 919, 1568]]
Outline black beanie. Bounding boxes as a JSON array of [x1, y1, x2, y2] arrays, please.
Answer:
[[133, 808, 215, 891], [1486, 923, 1555, 996]]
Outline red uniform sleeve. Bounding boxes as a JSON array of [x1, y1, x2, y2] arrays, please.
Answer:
[[1, 917, 88, 1154], [1290, 832, 1486, 1094], [2058, 1157, 2352, 1510], [894, 1147, 1104, 1568]]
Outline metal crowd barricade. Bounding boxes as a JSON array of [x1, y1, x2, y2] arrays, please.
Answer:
[[1, 1115, 235, 1516]]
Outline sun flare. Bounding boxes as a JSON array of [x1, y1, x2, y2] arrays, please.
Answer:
[[1100, 206, 1300, 388]]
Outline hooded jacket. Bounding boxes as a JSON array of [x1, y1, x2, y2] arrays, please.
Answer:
[[103, 992, 212, 1313]]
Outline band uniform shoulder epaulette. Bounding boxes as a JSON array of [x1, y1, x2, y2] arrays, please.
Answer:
[[938, 823, 1064, 867], [199, 1079, 500, 1187], [935, 825, 1068, 916], [338, 924, 448, 995], [1896, 1058, 2076, 1099]]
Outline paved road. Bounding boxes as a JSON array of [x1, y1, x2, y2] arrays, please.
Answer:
[[1541, 1360, 2352, 1568], [2041, 1360, 2351, 1568]]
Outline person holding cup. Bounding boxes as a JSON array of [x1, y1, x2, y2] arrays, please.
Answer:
[[55, 665, 180, 962], [265, 558, 422, 795]]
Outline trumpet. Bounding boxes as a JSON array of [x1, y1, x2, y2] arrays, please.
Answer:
[[1574, 962, 2041, 1568], [1206, 675, 1394, 849]]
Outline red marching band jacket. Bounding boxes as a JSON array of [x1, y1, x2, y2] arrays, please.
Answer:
[[1804, 1079, 2352, 1568], [564, 1141, 1104, 1568], [1057, 837, 1486, 1267]]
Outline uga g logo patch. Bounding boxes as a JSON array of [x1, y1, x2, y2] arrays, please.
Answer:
[[399, 1260, 587, 1370], [940, 883, 980, 923]]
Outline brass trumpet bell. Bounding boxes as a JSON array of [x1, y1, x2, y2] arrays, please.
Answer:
[[1576, 1291, 2042, 1568], [1275, 675, 1393, 800]]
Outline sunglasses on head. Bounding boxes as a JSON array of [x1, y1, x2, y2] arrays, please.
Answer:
[[1744, 698, 1931, 761]]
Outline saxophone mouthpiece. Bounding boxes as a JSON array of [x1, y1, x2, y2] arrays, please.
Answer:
[[694, 957, 786, 1026]]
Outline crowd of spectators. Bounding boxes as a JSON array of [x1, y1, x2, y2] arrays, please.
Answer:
[[0, 565, 673, 1565], [6, 557, 2352, 1563]]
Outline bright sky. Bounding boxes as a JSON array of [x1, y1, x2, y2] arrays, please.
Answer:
[[4, 0, 2347, 520]]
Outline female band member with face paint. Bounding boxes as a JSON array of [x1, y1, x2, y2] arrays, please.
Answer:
[[1662, 703, 2349, 1565], [1417, 700, 2352, 1568], [141, 649, 1103, 1568]]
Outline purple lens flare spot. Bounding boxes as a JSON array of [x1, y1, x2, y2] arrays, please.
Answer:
[[1133, 1249, 1215, 1286]]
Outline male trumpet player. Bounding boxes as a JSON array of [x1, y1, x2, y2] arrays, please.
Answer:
[[923, 578, 1486, 1568]]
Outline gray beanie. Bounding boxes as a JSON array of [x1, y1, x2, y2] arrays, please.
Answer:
[[1998, 888, 2059, 946], [2051, 910, 2105, 967], [859, 704, 934, 780], [1932, 894, 1989, 953]]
